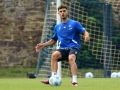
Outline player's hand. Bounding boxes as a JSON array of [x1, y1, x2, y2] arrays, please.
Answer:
[[83, 31, 90, 42], [84, 35, 90, 42], [35, 43, 44, 52]]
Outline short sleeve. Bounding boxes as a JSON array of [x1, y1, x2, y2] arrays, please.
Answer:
[[76, 21, 85, 34], [52, 25, 58, 41]]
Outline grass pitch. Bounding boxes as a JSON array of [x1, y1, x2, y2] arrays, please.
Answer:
[[1, 78, 120, 90]]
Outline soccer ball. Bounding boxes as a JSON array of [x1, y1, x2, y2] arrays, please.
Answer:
[[116, 72, 120, 78], [117, 72, 120, 78], [49, 75, 62, 86], [85, 72, 94, 78], [111, 72, 116, 78], [111, 72, 120, 78]]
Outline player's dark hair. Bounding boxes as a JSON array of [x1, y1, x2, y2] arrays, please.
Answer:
[[58, 5, 68, 11]]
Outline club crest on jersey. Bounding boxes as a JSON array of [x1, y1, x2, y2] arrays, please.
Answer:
[[68, 25, 72, 30]]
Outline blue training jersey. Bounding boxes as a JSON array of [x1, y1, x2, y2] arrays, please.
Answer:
[[52, 19, 85, 50]]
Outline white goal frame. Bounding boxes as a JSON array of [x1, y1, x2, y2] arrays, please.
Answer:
[[56, 0, 62, 77]]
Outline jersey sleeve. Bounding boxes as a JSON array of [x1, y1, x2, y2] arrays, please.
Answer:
[[52, 25, 58, 41], [76, 21, 86, 34]]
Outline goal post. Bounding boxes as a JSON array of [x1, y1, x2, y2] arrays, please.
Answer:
[[56, 0, 62, 77], [103, 3, 113, 77]]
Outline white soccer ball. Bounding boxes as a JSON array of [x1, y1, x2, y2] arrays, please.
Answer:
[[85, 72, 94, 78], [49, 75, 62, 86], [111, 72, 118, 78], [117, 72, 120, 78], [111, 72, 120, 78]]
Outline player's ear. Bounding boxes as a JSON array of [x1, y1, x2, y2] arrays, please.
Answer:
[[67, 10, 69, 15], [58, 10, 60, 15]]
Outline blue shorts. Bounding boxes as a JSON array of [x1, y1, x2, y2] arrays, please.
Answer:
[[56, 48, 79, 61]]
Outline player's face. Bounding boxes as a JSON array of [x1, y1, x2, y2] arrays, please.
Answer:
[[58, 8, 68, 19]]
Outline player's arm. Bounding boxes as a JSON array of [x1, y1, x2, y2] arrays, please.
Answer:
[[75, 21, 90, 42], [83, 31, 90, 42], [36, 25, 58, 52], [42, 39, 57, 47], [35, 39, 57, 52]]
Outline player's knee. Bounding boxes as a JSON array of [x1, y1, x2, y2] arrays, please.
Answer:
[[69, 57, 75, 65], [51, 51, 61, 60], [68, 55, 76, 65]]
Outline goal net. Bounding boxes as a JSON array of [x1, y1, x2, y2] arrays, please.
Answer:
[[36, 0, 120, 78]]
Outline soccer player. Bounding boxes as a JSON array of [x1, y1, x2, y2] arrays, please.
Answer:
[[35, 5, 90, 86]]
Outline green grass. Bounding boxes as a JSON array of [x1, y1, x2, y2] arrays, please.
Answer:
[[0, 68, 120, 90], [0, 67, 36, 78], [1, 78, 120, 90]]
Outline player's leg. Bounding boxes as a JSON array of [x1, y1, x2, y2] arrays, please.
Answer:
[[41, 50, 63, 84], [69, 54, 77, 77], [68, 48, 79, 86], [50, 49, 68, 76], [51, 51, 62, 76]]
